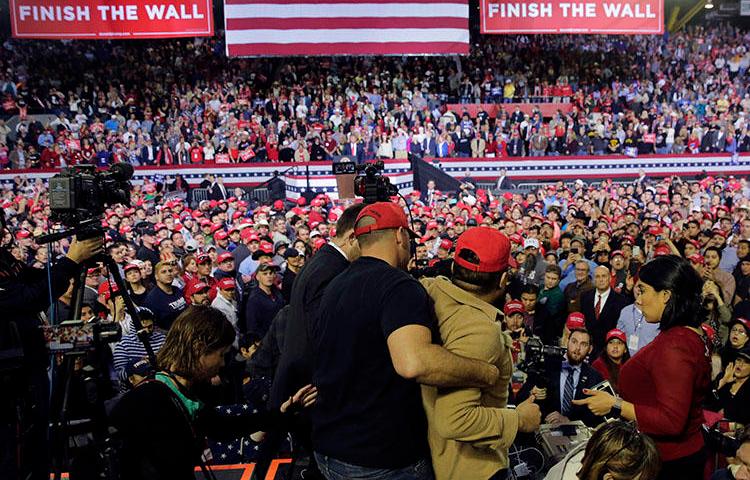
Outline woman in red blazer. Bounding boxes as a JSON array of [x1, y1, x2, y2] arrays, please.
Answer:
[[574, 255, 712, 480]]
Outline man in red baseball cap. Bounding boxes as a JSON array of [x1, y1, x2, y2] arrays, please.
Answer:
[[420, 226, 540, 479], [311, 204, 502, 478], [211, 277, 239, 342]]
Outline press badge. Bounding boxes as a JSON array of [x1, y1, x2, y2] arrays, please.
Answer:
[[628, 334, 639, 351]]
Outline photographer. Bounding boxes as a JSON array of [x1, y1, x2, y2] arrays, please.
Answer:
[[109, 305, 317, 480], [0, 232, 103, 480]]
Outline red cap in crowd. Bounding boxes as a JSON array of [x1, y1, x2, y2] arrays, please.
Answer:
[[439, 239, 453, 251], [217, 252, 233, 264], [218, 278, 236, 290], [189, 282, 210, 296], [503, 300, 524, 316], [606, 328, 627, 343], [214, 230, 228, 241], [313, 237, 327, 250], [124, 263, 140, 273], [610, 250, 624, 258], [354, 202, 418, 238], [273, 200, 284, 210], [15, 230, 31, 239], [566, 312, 586, 331], [688, 254, 705, 265], [196, 254, 212, 265], [454, 227, 510, 273]]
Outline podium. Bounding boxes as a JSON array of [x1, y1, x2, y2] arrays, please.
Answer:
[[335, 173, 356, 199]]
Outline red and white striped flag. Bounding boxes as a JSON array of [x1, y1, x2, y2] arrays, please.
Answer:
[[224, 0, 469, 57]]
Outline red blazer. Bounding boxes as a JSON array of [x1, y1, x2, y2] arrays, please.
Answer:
[[619, 327, 711, 462]]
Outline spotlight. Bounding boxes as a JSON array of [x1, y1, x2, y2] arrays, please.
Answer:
[[704, 0, 714, 9]]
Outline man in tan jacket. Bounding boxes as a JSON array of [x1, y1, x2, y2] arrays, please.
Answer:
[[421, 227, 541, 480]]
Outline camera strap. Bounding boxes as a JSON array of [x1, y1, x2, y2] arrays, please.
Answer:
[[139, 377, 218, 480]]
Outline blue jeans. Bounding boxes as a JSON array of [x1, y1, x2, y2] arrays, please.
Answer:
[[314, 453, 434, 480]]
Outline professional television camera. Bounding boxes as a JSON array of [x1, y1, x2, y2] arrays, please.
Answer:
[[44, 163, 133, 241], [332, 160, 397, 204], [518, 336, 566, 387]]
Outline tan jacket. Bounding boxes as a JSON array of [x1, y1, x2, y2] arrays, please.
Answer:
[[420, 276, 519, 480]]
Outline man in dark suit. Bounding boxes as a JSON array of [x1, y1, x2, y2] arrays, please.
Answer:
[[580, 265, 630, 357], [342, 134, 365, 164], [271, 202, 365, 404], [254, 204, 366, 478], [209, 176, 228, 201], [531, 328, 604, 428], [140, 138, 158, 165], [422, 131, 438, 158], [495, 168, 512, 191]]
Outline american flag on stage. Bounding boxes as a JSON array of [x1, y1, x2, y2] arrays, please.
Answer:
[[223, 0, 470, 57]]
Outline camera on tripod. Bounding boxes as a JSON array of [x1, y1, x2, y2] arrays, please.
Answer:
[[48, 163, 133, 226], [331, 160, 398, 204]]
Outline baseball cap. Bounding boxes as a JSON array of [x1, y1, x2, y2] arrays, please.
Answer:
[[124, 263, 140, 273], [252, 241, 274, 259], [736, 346, 750, 362], [439, 239, 453, 251], [503, 300, 524, 316], [610, 250, 624, 258], [256, 262, 280, 273], [241, 230, 260, 242], [688, 254, 705, 265], [354, 202, 418, 238], [566, 312, 586, 331], [214, 230, 228, 241], [313, 237, 327, 250], [217, 252, 234, 264], [218, 278, 236, 290], [454, 227, 510, 273], [523, 238, 540, 249], [189, 282, 210, 296], [284, 248, 303, 259], [196, 254, 212, 265], [606, 328, 627, 343]]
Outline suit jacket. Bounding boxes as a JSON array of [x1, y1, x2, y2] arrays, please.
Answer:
[[580, 289, 630, 357], [210, 182, 228, 201], [342, 142, 365, 163], [541, 360, 604, 428], [422, 138, 437, 157], [269, 243, 349, 407]]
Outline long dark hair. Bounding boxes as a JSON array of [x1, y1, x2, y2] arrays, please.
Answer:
[[577, 421, 660, 480], [156, 305, 235, 379], [598, 342, 631, 392], [637, 255, 705, 330]]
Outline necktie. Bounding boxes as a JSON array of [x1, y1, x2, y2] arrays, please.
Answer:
[[595, 294, 601, 320], [561, 365, 575, 416]]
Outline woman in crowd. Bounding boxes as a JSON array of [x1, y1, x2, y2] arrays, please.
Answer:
[[720, 318, 750, 370], [181, 254, 198, 286], [110, 305, 317, 480], [591, 329, 631, 393], [124, 262, 149, 306], [705, 346, 750, 426], [573, 255, 712, 480], [544, 420, 661, 480], [703, 279, 733, 351]]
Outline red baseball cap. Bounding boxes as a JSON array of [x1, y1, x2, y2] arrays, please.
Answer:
[[426, 221, 439, 230], [566, 312, 586, 331], [15, 230, 31, 239], [654, 245, 671, 256], [189, 282, 210, 296], [610, 250, 624, 258], [196, 254, 212, 265], [439, 239, 453, 251], [453, 227, 510, 273], [503, 300, 524, 316], [218, 278, 236, 290], [688, 254, 705, 265], [241, 230, 260, 242], [354, 202, 417, 238], [273, 200, 284, 210], [124, 263, 140, 273], [606, 328, 627, 343], [313, 237, 327, 250], [214, 230, 228, 241], [217, 252, 233, 264]]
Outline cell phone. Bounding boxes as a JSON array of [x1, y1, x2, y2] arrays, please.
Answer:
[[416, 259, 429, 267], [571, 248, 579, 255], [656, 235, 663, 242]]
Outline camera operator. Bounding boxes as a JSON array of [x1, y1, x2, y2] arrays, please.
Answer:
[[522, 327, 604, 428], [0, 227, 103, 480], [421, 227, 541, 480]]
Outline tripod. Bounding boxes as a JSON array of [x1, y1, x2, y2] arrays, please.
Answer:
[[42, 228, 155, 480]]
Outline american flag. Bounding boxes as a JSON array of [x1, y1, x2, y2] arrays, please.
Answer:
[[223, 0, 470, 57]]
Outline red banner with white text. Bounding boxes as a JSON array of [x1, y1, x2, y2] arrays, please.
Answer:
[[10, 0, 214, 39], [480, 0, 663, 34]]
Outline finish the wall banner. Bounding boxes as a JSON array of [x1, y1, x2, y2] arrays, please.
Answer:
[[481, 0, 664, 34], [10, 0, 214, 39]]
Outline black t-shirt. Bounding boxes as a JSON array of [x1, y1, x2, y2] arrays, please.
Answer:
[[311, 256, 436, 469], [143, 286, 187, 330]]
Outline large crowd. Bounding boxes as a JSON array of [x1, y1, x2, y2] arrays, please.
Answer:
[[3, 160, 750, 479], [2, 20, 750, 480], [1, 24, 750, 169]]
